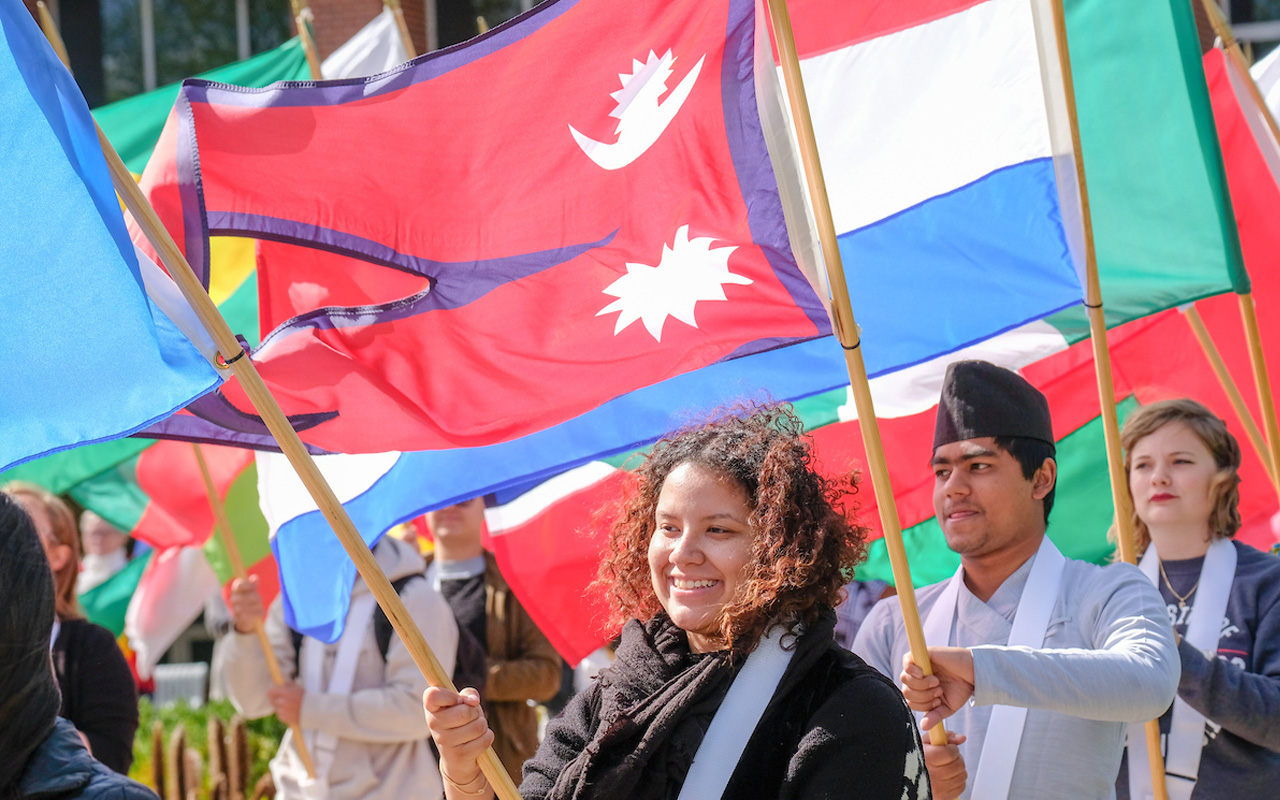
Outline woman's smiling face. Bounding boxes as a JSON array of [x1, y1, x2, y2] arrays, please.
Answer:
[[648, 462, 757, 653]]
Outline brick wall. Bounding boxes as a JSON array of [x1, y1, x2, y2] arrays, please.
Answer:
[[307, 0, 428, 61]]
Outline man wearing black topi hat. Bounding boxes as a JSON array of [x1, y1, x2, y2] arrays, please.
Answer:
[[854, 360, 1179, 800]]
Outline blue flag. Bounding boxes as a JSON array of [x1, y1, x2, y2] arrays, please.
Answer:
[[0, 2, 219, 473]]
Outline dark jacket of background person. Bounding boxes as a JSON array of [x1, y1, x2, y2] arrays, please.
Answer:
[[521, 609, 927, 800], [14, 719, 156, 800], [428, 552, 563, 782], [52, 618, 140, 775], [0, 493, 158, 800]]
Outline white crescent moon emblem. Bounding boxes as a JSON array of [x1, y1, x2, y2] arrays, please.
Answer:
[[569, 54, 706, 171]]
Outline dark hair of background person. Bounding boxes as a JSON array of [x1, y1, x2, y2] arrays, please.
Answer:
[[1120, 398, 1242, 555], [597, 405, 869, 656], [2, 482, 83, 621], [0, 492, 62, 799], [992, 435, 1057, 524]]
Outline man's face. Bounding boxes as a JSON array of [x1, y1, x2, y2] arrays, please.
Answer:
[[931, 437, 1050, 561], [425, 497, 486, 548]]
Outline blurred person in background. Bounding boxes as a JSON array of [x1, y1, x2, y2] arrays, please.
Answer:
[[76, 511, 129, 594], [2, 483, 138, 776], [225, 534, 459, 800], [425, 498, 563, 783], [0, 491, 157, 799]]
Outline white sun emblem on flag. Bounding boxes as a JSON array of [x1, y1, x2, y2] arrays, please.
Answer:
[[597, 226, 749, 342]]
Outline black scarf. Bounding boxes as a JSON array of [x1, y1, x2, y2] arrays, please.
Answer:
[[547, 614, 739, 800]]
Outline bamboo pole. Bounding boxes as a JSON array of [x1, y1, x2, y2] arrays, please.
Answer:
[[1200, 0, 1280, 148], [289, 0, 324, 80], [1048, 2, 1168, 796], [34, 3, 70, 72], [27, 13, 516, 796], [1197, 1, 1280, 492], [191, 444, 317, 778], [1237, 293, 1280, 494], [101, 139, 519, 800], [425, 0, 438, 53], [762, 0, 944, 747], [1184, 307, 1280, 492], [383, 0, 417, 58]]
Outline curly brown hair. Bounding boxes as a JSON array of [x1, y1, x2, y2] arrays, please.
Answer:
[[596, 405, 869, 656]]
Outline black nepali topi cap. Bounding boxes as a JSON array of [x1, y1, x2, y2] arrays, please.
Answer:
[[933, 360, 1054, 450]]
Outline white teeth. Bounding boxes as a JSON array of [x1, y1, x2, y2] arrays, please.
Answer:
[[673, 579, 717, 590]]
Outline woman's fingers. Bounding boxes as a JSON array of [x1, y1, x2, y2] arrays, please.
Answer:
[[424, 686, 494, 750], [424, 686, 470, 714]]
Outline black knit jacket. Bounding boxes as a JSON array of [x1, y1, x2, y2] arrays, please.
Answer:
[[521, 609, 929, 800], [51, 619, 139, 775]]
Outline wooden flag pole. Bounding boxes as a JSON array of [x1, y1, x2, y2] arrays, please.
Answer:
[[34, 3, 71, 72], [289, 0, 324, 80], [1201, 0, 1280, 147], [763, 0, 944, 747], [32, 4, 325, 786], [1184, 307, 1280, 493], [1239, 292, 1280, 495], [383, 0, 418, 59], [27, 10, 514, 794], [34, 5, 515, 796], [191, 444, 318, 778], [101, 134, 520, 800], [100, 142, 520, 800], [1048, 1, 1168, 796], [1198, 0, 1280, 500]]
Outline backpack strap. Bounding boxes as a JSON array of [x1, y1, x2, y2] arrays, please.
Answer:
[[374, 572, 422, 661], [288, 572, 419, 673], [290, 628, 304, 679]]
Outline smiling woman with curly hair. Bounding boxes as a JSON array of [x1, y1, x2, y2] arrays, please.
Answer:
[[425, 405, 927, 800], [597, 404, 867, 656]]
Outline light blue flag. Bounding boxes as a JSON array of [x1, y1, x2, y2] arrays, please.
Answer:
[[0, 1, 219, 473]]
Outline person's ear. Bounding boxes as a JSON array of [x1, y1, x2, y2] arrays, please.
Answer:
[[1031, 458, 1057, 501], [47, 543, 72, 572]]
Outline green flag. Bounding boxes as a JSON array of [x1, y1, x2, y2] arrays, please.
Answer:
[[79, 552, 150, 638], [1046, 0, 1248, 341], [93, 38, 310, 175]]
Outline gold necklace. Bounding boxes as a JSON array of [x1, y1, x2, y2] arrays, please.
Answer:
[[1159, 559, 1200, 610]]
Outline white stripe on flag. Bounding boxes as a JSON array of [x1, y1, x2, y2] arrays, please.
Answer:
[[256, 450, 402, 538], [486, 461, 618, 534], [804, 0, 1054, 233], [839, 319, 1070, 421]]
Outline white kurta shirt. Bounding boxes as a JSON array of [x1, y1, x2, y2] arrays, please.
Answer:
[[853, 549, 1180, 800]]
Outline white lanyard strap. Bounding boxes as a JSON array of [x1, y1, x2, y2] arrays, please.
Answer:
[[1128, 538, 1236, 800], [298, 591, 379, 789], [676, 626, 795, 800], [920, 535, 1066, 800]]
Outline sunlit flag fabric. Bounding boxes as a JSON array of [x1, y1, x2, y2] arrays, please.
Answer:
[[0, 1, 219, 474], [133, 0, 837, 459], [130, 0, 1104, 464], [137, 0, 1243, 642]]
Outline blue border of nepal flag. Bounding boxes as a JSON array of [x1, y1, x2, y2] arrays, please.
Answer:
[[0, 0, 220, 474], [155, 0, 1085, 641]]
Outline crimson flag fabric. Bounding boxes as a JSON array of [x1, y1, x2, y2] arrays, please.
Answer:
[[132, 0, 831, 456]]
